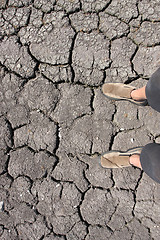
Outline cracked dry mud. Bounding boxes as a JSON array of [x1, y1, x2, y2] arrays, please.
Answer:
[[0, 0, 160, 239]]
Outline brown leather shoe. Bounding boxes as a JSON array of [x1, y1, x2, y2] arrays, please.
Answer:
[[100, 147, 143, 168], [102, 83, 148, 106]]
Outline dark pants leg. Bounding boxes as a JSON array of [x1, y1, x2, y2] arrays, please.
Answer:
[[140, 143, 160, 183], [146, 67, 160, 113], [140, 67, 160, 183]]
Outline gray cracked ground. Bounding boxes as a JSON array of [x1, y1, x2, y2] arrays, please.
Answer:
[[0, 0, 160, 239]]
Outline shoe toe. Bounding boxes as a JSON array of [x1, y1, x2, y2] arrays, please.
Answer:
[[102, 83, 113, 95], [101, 155, 118, 168]]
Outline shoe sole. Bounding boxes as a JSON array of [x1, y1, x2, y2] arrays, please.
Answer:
[[103, 94, 148, 106]]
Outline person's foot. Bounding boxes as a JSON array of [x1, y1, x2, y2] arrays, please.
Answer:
[[129, 154, 142, 169], [102, 83, 148, 106], [130, 86, 147, 101]]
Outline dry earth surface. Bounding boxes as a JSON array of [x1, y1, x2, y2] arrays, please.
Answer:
[[0, 0, 160, 239]]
